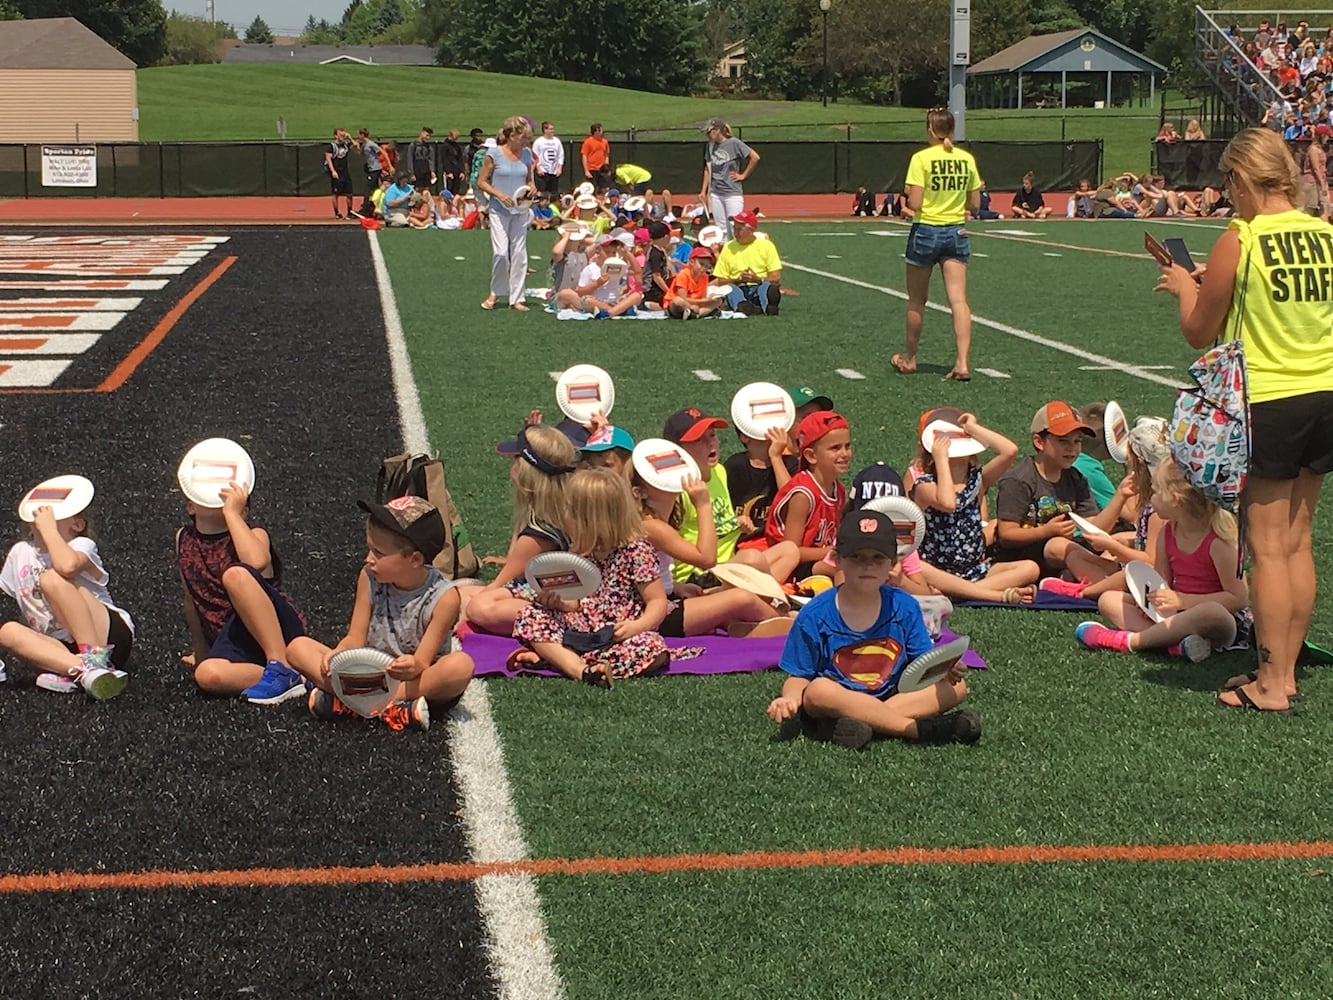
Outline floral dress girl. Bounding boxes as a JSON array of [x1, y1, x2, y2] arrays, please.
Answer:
[[913, 464, 990, 581]]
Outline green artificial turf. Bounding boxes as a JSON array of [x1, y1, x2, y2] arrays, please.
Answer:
[[137, 65, 1166, 174], [537, 863, 1333, 1000], [379, 220, 1333, 998]]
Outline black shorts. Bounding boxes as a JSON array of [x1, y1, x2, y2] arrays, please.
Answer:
[[204, 567, 307, 666], [414, 168, 433, 189], [534, 172, 561, 198], [329, 171, 352, 196], [1249, 390, 1333, 479], [62, 610, 133, 670]]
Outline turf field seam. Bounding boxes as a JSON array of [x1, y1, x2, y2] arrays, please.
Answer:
[[783, 261, 1187, 389], [370, 229, 566, 1000], [8, 839, 1333, 894]]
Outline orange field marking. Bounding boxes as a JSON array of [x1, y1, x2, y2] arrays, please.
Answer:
[[4, 839, 1333, 896], [97, 254, 236, 392]]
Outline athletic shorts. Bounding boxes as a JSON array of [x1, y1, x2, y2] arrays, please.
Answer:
[[329, 170, 352, 196], [1249, 390, 1333, 479], [204, 567, 307, 666], [660, 600, 686, 638], [61, 610, 133, 670], [905, 222, 970, 267]]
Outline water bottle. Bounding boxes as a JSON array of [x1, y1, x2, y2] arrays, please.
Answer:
[[1066, 196, 1076, 218]]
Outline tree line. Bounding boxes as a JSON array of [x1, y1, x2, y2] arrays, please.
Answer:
[[3, 0, 1207, 100]]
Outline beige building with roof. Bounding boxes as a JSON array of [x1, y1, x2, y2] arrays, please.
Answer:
[[0, 17, 139, 143]]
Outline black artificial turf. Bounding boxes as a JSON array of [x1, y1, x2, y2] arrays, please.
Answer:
[[0, 229, 493, 1000]]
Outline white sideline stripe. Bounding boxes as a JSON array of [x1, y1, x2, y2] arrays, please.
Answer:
[[369, 230, 565, 1000], [835, 367, 865, 380], [783, 262, 1187, 389], [977, 368, 1011, 379], [1080, 364, 1175, 371], [693, 369, 721, 381], [548, 370, 562, 381]]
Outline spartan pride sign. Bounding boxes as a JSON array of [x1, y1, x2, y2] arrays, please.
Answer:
[[41, 146, 97, 188]]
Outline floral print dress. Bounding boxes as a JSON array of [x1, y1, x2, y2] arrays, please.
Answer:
[[513, 538, 668, 679], [915, 464, 990, 581]]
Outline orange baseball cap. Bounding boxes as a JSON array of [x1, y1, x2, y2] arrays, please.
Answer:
[[1031, 401, 1093, 437]]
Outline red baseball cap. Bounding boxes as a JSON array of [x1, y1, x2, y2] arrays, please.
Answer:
[[730, 209, 759, 228], [663, 407, 729, 443], [689, 246, 714, 260], [796, 410, 849, 452], [1031, 401, 1093, 437]]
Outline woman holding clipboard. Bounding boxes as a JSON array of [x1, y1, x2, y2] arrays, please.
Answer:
[[1156, 128, 1333, 713], [892, 107, 983, 382]]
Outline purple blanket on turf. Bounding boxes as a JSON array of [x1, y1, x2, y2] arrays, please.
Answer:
[[462, 626, 986, 677], [955, 590, 1098, 612]]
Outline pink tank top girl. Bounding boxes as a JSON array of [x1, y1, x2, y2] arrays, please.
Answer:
[[1164, 524, 1222, 595]]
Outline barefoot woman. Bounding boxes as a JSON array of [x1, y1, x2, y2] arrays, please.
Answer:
[[892, 107, 982, 382], [1157, 128, 1333, 712]]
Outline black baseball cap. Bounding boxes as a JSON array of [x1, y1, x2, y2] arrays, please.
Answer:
[[849, 463, 906, 509], [836, 509, 899, 559], [359, 495, 445, 563], [664, 407, 728, 444]]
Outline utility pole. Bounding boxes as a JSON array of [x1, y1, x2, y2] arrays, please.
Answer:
[[205, 0, 215, 23]]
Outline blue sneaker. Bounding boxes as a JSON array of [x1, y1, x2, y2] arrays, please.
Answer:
[[623, 306, 637, 317], [243, 660, 305, 705], [594, 309, 611, 319]]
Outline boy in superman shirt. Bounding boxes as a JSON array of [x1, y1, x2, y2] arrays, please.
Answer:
[[766, 510, 980, 749]]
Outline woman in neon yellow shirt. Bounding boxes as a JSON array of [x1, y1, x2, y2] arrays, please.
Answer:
[[892, 107, 982, 382], [1158, 127, 1333, 713]]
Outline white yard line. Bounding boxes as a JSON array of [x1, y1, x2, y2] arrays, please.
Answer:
[[693, 369, 722, 381], [369, 231, 565, 1000], [783, 261, 1187, 389], [977, 368, 1011, 379], [835, 368, 866, 380]]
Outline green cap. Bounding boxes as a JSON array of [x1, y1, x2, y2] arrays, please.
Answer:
[[787, 385, 834, 410]]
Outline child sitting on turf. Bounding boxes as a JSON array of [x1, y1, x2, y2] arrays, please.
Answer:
[[909, 407, 1039, 592], [288, 496, 475, 732], [664, 246, 720, 318], [633, 463, 791, 635], [723, 426, 796, 546], [465, 425, 578, 636], [765, 510, 981, 749], [665, 407, 799, 590], [1076, 460, 1249, 665], [1072, 402, 1119, 510], [994, 401, 1129, 583], [580, 425, 634, 480], [513, 469, 669, 686], [550, 223, 592, 303], [1010, 171, 1052, 219], [765, 410, 852, 577], [177, 479, 308, 705], [640, 221, 674, 310], [849, 466, 1033, 605], [0, 484, 133, 699]]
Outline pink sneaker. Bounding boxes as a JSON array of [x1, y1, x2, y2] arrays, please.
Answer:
[[1040, 577, 1087, 598], [1076, 621, 1134, 653]]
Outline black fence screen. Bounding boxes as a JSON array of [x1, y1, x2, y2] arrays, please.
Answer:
[[0, 139, 1102, 198]]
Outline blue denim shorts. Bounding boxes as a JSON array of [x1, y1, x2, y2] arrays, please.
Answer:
[[905, 222, 970, 267]]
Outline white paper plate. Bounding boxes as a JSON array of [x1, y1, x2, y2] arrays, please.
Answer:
[[698, 225, 724, 248], [328, 647, 395, 718], [512, 184, 534, 209], [897, 636, 970, 693], [575, 181, 594, 197], [862, 495, 926, 558], [730, 382, 795, 440], [555, 364, 614, 423], [1125, 561, 1167, 623], [622, 195, 645, 212], [1104, 400, 1130, 464], [631, 438, 700, 492], [920, 419, 986, 458], [17, 474, 94, 523], [177, 438, 256, 509], [1069, 512, 1107, 538], [525, 551, 602, 599], [705, 283, 734, 300]]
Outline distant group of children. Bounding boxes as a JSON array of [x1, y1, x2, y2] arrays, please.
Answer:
[[0, 389, 1250, 748]]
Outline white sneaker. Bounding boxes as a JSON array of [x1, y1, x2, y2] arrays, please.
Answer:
[[0, 658, 7, 683], [36, 672, 79, 693], [80, 666, 129, 701]]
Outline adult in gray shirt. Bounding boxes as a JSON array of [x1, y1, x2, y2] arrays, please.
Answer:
[[699, 117, 760, 239]]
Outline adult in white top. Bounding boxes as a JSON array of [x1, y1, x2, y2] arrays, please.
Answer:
[[531, 121, 565, 201]]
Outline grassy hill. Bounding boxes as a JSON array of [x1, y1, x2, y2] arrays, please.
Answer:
[[137, 64, 1166, 175]]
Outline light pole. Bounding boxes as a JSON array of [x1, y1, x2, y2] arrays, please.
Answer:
[[820, 0, 831, 108]]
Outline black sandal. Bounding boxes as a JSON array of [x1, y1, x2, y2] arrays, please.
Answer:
[[580, 663, 614, 688], [1223, 671, 1302, 701]]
